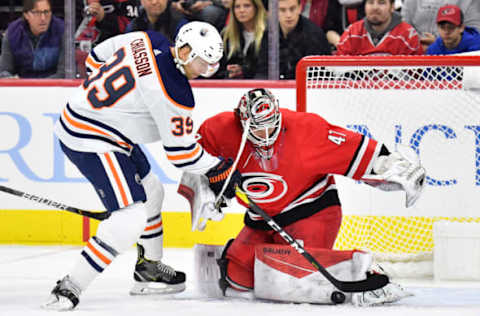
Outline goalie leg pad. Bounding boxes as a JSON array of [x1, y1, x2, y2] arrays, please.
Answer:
[[253, 244, 373, 304], [194, 243, 225, 298], [194, 242, 255, 299], [223, 227, 274, 290], [351, 282, 413, 307]]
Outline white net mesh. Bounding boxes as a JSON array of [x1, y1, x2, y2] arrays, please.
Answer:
[[296, 56, 480, 276]]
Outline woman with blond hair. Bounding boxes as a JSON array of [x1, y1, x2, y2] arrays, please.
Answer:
[[215, 0, 268, 79]]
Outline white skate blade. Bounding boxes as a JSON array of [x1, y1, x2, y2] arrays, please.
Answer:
[[41, 294, 75, 311], [129, 281, 186, 296]]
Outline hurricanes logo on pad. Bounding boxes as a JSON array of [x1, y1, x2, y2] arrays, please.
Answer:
[[241, 173, 287, 203]]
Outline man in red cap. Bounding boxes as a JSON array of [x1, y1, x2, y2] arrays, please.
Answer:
[[426, 4, 480, 55]]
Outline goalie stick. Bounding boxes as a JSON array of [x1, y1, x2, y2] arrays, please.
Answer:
[[213, 118, 250, 209], [0, 185, 110, 221], [235, 187, 390, 293]]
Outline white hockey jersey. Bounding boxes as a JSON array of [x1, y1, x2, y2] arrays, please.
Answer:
[[55, 31, 219, 173]]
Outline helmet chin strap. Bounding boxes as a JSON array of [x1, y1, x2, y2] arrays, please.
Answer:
[[175, 60, 186, 75], [174, 46, 194, 76], [174, 45, 217, 78]]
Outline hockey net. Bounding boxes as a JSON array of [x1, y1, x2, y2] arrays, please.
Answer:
[[296, 55, 480, 278]]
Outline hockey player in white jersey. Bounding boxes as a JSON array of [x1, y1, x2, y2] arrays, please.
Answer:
[[42, 21, 241, 311]]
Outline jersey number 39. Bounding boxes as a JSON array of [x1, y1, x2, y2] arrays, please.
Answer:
[[83, 48, 135, 109]]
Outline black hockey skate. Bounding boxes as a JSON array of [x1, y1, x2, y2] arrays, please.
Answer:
[[42, 275, 81, 311], [130, 244, 186, 295]]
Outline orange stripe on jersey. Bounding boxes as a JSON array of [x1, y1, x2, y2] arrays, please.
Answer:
[[104, 153, 129, 206], [166, 144, 201, 161], [145, 221, 162, 231], [86, 55, 102, 70], [353, 139, 378, 179], [142, 32, 193, 111], [87, 241, 112, 265], [63, 109, 132, 150]]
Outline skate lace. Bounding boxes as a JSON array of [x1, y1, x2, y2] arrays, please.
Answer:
[[156, 262, 176, 277]]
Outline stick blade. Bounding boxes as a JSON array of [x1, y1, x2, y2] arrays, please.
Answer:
[[334, 273, 389, 293]]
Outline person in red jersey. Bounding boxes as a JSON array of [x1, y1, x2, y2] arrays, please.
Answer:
[[195, 88, 426, 306], [336, 0, 422, 55]]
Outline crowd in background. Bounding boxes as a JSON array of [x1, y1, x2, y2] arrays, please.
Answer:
[[0, 0, 480, 79]]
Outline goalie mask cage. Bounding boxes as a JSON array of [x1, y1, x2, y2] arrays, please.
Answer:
[[296, 55, 480, 277]]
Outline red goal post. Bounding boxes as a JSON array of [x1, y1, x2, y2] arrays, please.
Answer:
[[295, 55, 480, 277]]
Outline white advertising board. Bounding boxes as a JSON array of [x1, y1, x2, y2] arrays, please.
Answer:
[[1, 84, 479, 218], [0, 85, 296, 214]]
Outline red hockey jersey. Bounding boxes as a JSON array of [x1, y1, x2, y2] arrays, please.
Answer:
[[336, 19, 423, 56], [197, 109, 383, 229]]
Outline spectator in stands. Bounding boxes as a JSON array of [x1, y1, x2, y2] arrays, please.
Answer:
[[426, 4, 480, 55], [401, 0, 480, 52], [215, 0, 267, 79], [220, 0, 233, 26], [299, 0, 368, 51], [278, 0, 331, 79], [80, 0, 140, 44], [300, 0, 343, 49], [172, 0, 228, 32], [336, 0, 422, 56], [0, 0, 64, 78], [125, 0, 187, 43], [75, 0, 140, 78]]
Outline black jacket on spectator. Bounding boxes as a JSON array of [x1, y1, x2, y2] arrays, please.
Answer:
[[276, 15, 331, 79], [95, 0, 140, 43], [215, 29, 268, 79], [125, 2, 187, 43]]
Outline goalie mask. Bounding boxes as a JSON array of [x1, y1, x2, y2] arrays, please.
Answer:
[[236, 88, 282, 160], [174, 21, 223, 78]]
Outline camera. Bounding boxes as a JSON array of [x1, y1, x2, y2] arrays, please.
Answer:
[[181, 0, 198, 11]]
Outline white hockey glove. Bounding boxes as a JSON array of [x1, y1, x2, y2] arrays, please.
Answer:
[[362, 146, 426, 208], [177, 172, 225, 231]]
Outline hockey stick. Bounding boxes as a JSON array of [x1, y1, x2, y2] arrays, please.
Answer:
[[0, 185, 110, 220], [235, 187, 390, 293], [213, 118, 251, 209]]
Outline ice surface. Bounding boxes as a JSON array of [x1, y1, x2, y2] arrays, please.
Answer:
[[1, 245, 479, 316]]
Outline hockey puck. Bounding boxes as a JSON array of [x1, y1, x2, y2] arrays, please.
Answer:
[[331, 291, 346, 304]]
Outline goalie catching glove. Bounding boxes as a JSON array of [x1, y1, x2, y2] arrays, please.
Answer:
[[362, 145, 426, 207], [205, 157, 242, 199]]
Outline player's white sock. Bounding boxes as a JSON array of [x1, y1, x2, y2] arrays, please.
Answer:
[[137, 172, 165, 261], [70, 202, 147, 290], [70, 236, 118, 290], [43, 203, 147, 310]]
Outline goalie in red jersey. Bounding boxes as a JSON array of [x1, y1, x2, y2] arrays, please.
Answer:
[[183, 88, 426, 306]]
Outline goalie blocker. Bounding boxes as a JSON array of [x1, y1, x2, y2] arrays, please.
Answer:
[[194, 243, 412, 306]]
